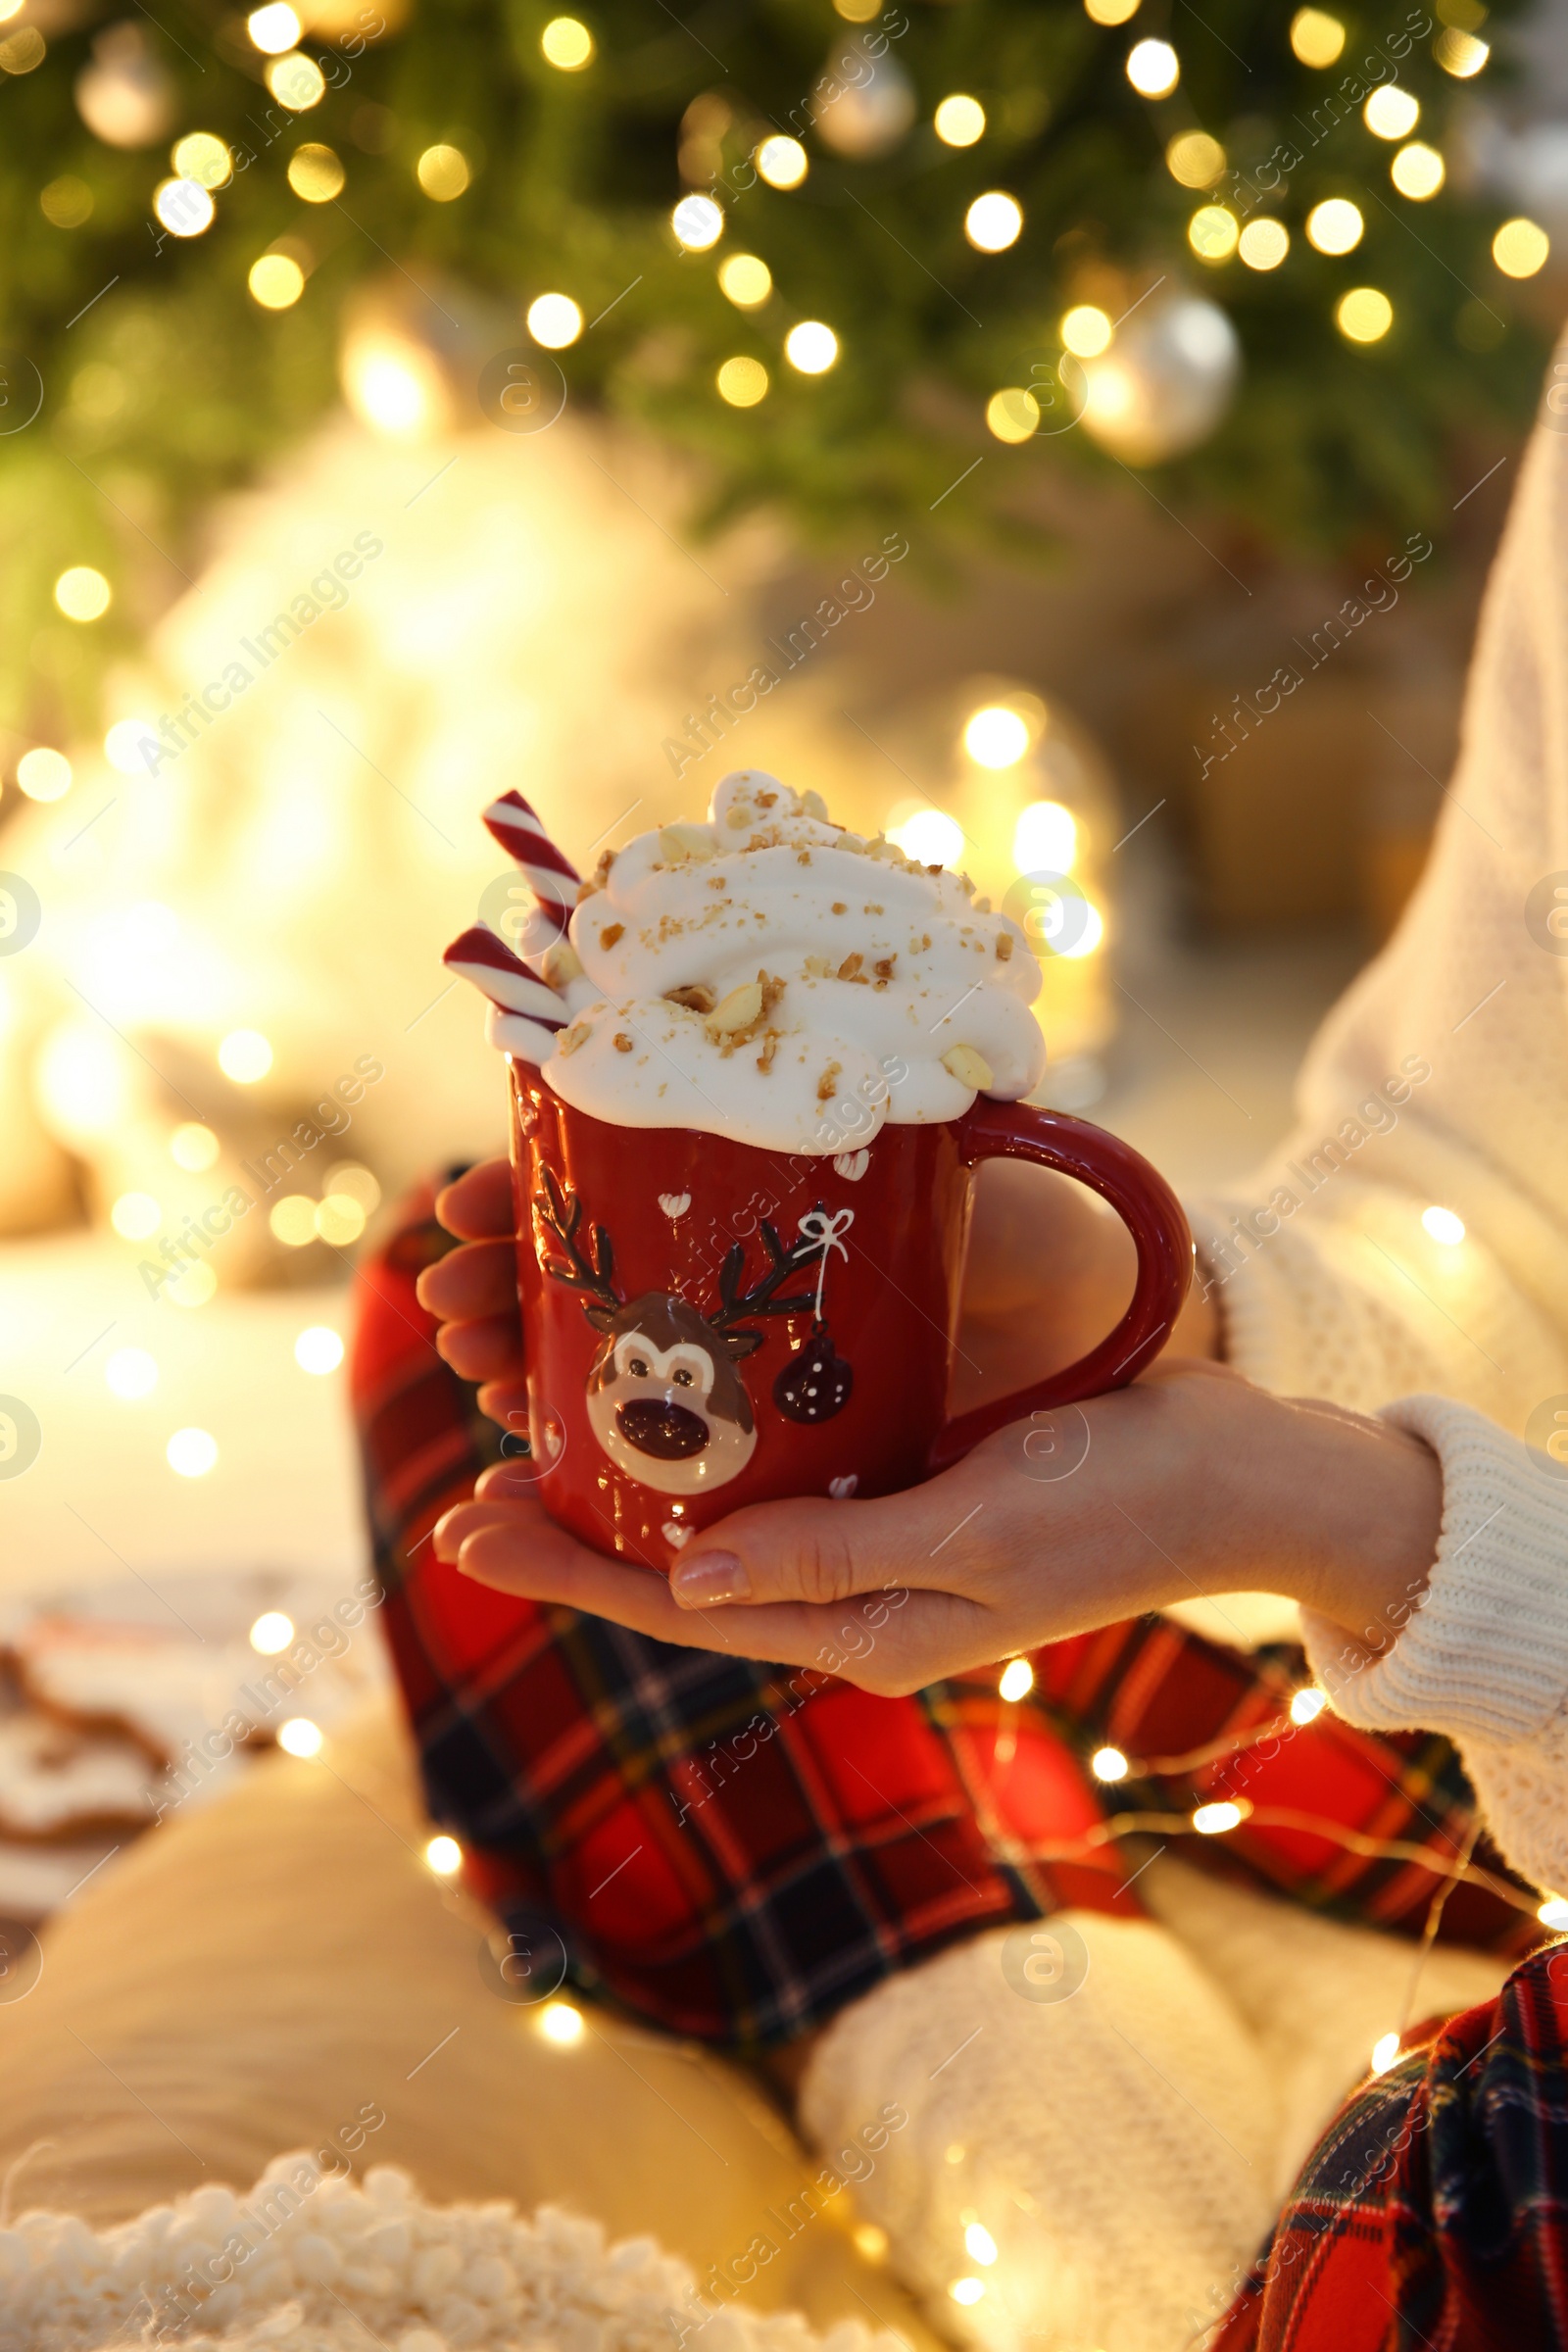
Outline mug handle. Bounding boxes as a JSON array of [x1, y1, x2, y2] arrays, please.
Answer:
[[926, 1096, 1193, 1474]]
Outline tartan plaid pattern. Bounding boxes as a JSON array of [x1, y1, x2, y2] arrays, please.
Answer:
[[351, 1181, 1536, 2050], [1212, 1944, 1568, 2351]]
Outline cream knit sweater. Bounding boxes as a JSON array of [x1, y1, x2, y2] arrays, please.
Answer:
[[1190, 406, 1568, 1907]]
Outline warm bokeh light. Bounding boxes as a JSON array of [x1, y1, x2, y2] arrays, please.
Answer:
[[539, 1999, 585, 2043], [1193, 1799, 1246, 1834], [315, 1194, 368, 1245], [1289, 1686, 1328, 1725], [1538, 1896, 1568, 1931], [1091, 1744, 1128, 1782], [246, 2, 301, 52], [55, 566, 111, 621], [1422, 1204, 1465, 1246], [1370, 2031, 1400, 2074], [1363, 85, 1418, 139], [1391, 141, 1445, 200], [964, 191, 1022, 252], [105, 719, 158, 773], [1239, 218, 1290, 270], [278, 1716, 323, 1757], [1337, 287, 1393, 343], [1166, 130, 1224, 188], [218, 1028, 273, 1083], [266, 51, 326, 110], [270, 1196, 318, 1247], [756, 135, 808, 189], [1125, 38, 1178, 97], [934, 94, 985, 147], [964, 705, 1031, 767], [1290, 8, 1345, 67], [172, 132, 233, 188], [540, 15, 593, 69], [985, 388, 1039, 443], [1494, 218, 1549, 278], [167, 1426, 219, 1478], [152, 174, 218, 236], [170, 1122, 220, 1172], [949, 2278, 984, 2306], [105, 1348, 158, 1400], [416, 144, 471, 201], [425, 1834, 464, 1874], [853, 2224, 889, 2262], [784, 319, 838, 373], [40, 176, 93, 227], [998, 1658, 1034, 1701], [168, 1260, 218, 1307], [890, 808, 964, 866], [1084, 0, 1139, 21], [1013, 801, 1078, 874], [718, 253, 771, 307], [111, 1192, 161, 1241], [295, 1324, 345, 1374], [341, 332, 443, 437], [249, 252, 306, 309], [1189, 204, 1239, 262], [287, 142, 345, 202], [672, 194, 723, 250], [1305, 197, 1363, 254], [1060, 303, 1112, 357], [322, 1162, 381, 1213], [527, 292, 583, 347], [17, 748, 72, 801], [964, 2223, 999, 2265], [1435, 26, 1488, 76], [250, 1611, 294, 1654], [716, 356, 768, 407]]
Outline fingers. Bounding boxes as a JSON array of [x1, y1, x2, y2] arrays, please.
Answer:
[[434, 1314, 525, 1386], [434, 1158, 514, 1242], [416, 1235, 517, 1322], [432, 1497, 834, 1664], [667, 1462, 998, 1617], [476, 1378, 530, 1433]]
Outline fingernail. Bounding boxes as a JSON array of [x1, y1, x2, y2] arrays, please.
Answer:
[[671, 1550, 750, 1607], [432, 1509, 464, 1561]]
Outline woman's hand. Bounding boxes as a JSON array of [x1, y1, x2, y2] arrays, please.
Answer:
[[434, 1361, 1442, 1695]]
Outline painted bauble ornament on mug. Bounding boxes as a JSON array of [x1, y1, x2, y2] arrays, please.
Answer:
[[812, 38, 917, 160], [74, 23, 176, 148], [1068, 295, 1241, 466]]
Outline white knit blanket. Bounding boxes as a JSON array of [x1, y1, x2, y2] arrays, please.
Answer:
[[0, 2154, 899, 2352]]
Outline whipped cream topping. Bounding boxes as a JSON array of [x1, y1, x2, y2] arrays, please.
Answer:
[[521, 772, 1045, 1153]]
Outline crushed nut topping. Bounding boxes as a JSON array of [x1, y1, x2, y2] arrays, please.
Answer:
[[600, 922, 624, 950], [665, 982, 717, 1014], [837, 953, 866, 983], [996, 933, 1013, 962], [816, 1059, 842, 1104], [941, 1043, 994, 1091], [559, 1019, 592, 1056], [613, 1033, 634, 1053], [831, 902, 848, 914]]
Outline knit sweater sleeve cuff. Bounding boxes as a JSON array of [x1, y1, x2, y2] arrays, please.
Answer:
[[1299, 1396, 1568, 1746]]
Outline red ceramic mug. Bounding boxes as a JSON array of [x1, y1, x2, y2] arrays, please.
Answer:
[[509, 1062, 1192, 1572]]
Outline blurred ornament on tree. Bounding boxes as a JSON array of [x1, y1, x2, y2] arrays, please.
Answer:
[[812, 38, 917, 161], [1068, 295, 1242, 466], [73, 22, 175, 148]]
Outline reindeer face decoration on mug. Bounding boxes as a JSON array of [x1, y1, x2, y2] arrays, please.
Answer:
[[535, 1168, 855, 1496]]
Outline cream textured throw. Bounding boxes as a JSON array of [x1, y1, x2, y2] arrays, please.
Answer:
[[1191, 408, 1568, 1907]]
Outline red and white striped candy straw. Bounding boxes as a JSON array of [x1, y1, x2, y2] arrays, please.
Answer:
[[483, 791, 580, 938], [443, 923, 568, 1066]]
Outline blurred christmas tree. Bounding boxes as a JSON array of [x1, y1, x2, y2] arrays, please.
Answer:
[[0, 0, 1551, 740]]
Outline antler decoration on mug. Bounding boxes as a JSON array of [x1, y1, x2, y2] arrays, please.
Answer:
[[534, 1167, 619, 1328], [710, 1220, 829, 1358]]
